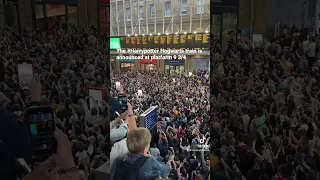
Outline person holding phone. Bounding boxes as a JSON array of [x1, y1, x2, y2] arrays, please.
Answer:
[[0, 74, 79, 180]]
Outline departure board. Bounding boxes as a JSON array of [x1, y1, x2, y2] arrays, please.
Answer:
[[154, 35, 160, 49], [120, 37, 127, 49], [142, 36, 147, 48], [160, 35, 167, 49], [167, 35, 173, 49], [118, 33, 208, 50], [202, 33, 209, 50], [180, 34, 187, 49], [147, 36, 154, 49], [173, 34, 180, 49], [195, 34, 203, 48], [125, 37, 131, 48], [131, 37, 137, 49], [187, 34, 195, 49], [136, 36, 141, 47]]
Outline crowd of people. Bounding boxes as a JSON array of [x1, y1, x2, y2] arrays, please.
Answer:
[[0, 20, 109, 180], [110, 70, 210, 180], [210, 27, 320, 180]]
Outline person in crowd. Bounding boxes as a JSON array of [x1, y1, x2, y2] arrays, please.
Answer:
[[211, 26, 320, 180], [111, 127, 170, 179], [0, 18, 108, 180], [110, 70, 210, 180]]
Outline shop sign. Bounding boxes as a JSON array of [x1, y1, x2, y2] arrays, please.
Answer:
[[212, 0, 239, 7], [120, 59, 134, 63], [165, 60, 185, 65], [140, 59, 157, 64]]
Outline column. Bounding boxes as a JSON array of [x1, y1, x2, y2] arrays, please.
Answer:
[[18, 0, 33, 28], [159, 60, 165, 72], [77, 0, 88, 30], [0, 1, 4, 24], [115, 60, 121, 71], [86, 0, 98, 29], [135, 59, 140, 71]]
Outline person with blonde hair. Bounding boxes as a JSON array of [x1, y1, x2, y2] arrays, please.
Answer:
[[111, 127, 170, 180]]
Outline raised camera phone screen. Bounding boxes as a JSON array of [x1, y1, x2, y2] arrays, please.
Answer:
[[118, 96, 127, 105], [29, 113, 54, 136]]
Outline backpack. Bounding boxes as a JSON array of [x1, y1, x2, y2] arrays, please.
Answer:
[[113, 156, 149, 180]]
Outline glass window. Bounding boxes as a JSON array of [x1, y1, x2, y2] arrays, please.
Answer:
[[126, 7, 131, 21], [139, 6, 143, 20], [197, 0, 204, 14], [67, 6, 78, 28], [150, 4, 155, 19], [35, 4, 45, 30], [3, 4, 18, 29], [100, 6, 108, 30], [182, 0, 188, 14], [212, 14, 221, 41], [165, 1, 171, 17], [222, 13, 237, 44]]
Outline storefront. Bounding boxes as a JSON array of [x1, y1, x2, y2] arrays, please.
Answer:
[[120, 59, 134, 70], [140, 59, 158, 71], [98, 0, 109, 34], [32, 0, 78, 30], [165, 60, 185, 74], [110, 59, 116, 70], [212, 0, 239, 44], [194, 59, 209, 72]]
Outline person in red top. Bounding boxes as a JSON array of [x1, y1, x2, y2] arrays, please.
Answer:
[[177, 126, 186, 139], [234, 134, 251, 177]]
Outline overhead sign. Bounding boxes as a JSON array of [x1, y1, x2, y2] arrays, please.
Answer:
[[118, 33, 209, 50], [110, 38, 121, 49]]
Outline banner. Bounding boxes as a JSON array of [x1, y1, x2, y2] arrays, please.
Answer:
[[138, 106, 158, 130]]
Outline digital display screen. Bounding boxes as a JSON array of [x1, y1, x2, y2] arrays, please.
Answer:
[[147, 36, 154, 49], [142, 36, 147, 48], [154, 35, 160, 48], [160, 35, 167, 49], [180, 34, 187, 49], [29, 113, 54, 136], [187, 34, 195, 49], [125, 37, 131, 48], [136, 36, 141, 46], [173, 35, 180, 49], [131, 37, 137, 49], [118, 96, 127, 105], [167, 35, 173, 49], [195, 34, 203, 49], [118, 33, 209, 49], [202, 33, 209, 50], [120, 37, 127, 49]]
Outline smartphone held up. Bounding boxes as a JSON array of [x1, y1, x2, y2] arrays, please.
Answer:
[[23, 106, 56, 162], [17, 60, 34, 90]]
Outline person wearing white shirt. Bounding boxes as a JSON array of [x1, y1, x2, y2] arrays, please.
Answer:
[[306, 37, 316, 68], [110, 138, 128, 168]]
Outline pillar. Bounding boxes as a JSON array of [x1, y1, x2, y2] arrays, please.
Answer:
[[86, 0, 98, 29], [159, 60, 164, 72], [0, 1, 4, 24], [134, 59, 140, 71], [18, 0, 33, 28], [77, 0, 88, 30], [116, 60, 121, 71]]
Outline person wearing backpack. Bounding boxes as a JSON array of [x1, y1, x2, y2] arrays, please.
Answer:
[[110, 127, 170, 180]]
